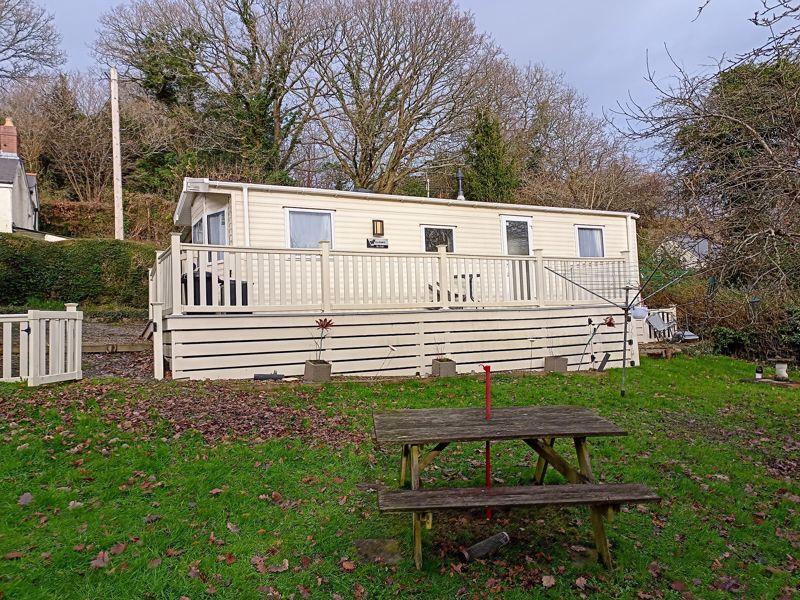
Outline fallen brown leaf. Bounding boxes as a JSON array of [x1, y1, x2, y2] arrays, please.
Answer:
[[109, 542, 126, 556], [90, 551, 110, 569]]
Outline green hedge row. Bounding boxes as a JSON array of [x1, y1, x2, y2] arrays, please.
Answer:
[[0, 234, 157, 308]]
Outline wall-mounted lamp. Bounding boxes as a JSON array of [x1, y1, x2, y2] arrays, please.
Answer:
[[372, 219, 384, 237]]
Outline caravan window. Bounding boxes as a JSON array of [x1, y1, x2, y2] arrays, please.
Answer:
[[206, 210, 227, 246], [422, 226, 455, 252], [287, 209, 334, 249], [192, 218, 204, 244], [576, 226, 604, 257]]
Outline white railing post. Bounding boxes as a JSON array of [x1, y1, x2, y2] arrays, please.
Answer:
[[151, 302, 164, 380], [170, 233, 183, 315], [320, 241, 331, 312], [65, 303, 82, 379], [437, 245, 449, 308], [533, 249, 546, 306], [27, 310, 40, 386], [148, 267, 155, 320]]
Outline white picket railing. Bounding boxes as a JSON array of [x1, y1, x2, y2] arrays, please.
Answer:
[[0, 305, 83, 386], [636, 305, 678, 344], [149, 233, 635, 316]]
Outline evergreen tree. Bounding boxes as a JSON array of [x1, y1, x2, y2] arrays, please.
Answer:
[[462, 108, 520, 202]]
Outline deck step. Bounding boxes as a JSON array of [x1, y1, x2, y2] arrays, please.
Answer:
[[378, 483, 659, 513]]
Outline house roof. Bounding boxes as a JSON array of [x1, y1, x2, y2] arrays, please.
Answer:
[[0, 157, 19, 184], [174, 178, 641, 225]]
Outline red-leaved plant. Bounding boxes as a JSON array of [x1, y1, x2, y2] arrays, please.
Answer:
[[314, 318, 334, 361]]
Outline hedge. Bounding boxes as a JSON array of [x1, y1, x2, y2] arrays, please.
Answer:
[[0, 234, 157, 308]]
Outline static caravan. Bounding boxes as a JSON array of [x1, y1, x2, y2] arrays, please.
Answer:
[[149, 178, 641, 380]]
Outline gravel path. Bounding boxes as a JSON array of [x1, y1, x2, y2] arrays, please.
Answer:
[[82, 319, 154, 379]]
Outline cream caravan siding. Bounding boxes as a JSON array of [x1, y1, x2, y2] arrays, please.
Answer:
[[220, 187, 636, 259]]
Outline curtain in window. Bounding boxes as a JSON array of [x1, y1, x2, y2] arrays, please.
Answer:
[[289, 211, 332, 248], [577, 228, 604, 257], [424, 227, 454, 252], [504, 220, 530, 255], [192, 220, 204, 244], [207, 211, 226, 245]]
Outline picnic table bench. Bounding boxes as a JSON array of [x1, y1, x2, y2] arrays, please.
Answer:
[[373, 406, 659, 569]]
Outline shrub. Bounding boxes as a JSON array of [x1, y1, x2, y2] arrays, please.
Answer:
[[710, 326, 755, 356], [0, 234, 156, 308], [779, 305, 800, 357]]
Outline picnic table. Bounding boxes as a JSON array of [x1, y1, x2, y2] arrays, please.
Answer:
[[373, 406, 659, 569]]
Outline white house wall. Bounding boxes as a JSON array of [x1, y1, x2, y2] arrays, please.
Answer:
[[0, 186, 12, 232]]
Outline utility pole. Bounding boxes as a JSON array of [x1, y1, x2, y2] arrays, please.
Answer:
[[110, 67, 123, 240]]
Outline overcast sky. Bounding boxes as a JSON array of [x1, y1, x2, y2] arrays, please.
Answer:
[[43, 0, 770, 116]]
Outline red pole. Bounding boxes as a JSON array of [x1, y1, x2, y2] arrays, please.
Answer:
[[484, 364, 492, 419], [483, 365, 492, 519]]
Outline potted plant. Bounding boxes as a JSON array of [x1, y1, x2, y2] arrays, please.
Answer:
[[431, 353, 457, 377], [305, 318, 334, 382]]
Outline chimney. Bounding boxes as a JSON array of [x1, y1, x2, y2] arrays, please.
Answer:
[[0, 117, 19, 155]]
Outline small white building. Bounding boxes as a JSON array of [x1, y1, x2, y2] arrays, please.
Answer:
[[150, 178, 642, 380], [0, 118, 39, 234]]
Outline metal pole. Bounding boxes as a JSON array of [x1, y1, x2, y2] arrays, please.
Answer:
[[621, 287, 630, 397], [483, 364, 492, 520], [110, 67, 123, 240]]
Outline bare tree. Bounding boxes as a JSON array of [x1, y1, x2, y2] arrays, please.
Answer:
[[0, 0, 63, 80], [0, 74, 51, 170], [40, 73, 114, 203], [95, 0, 323, 179], [616, 4, 800, 290], [303, 0, 498, 193]]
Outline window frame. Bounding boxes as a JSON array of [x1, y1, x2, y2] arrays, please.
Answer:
[[499, 215, 533, 256], [191, 217, 205, 244], [205, 209, 228, 247], [420, 224, 456, 253], [284, 207, 336, 249], [191, 207, 228, 246], [575, 224, 606, 258]]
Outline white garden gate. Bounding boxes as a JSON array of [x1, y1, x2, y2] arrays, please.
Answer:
[[0, 304, 83, 386]]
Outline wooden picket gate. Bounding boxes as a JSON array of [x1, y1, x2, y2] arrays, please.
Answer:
[[0, 304, 83, 386]]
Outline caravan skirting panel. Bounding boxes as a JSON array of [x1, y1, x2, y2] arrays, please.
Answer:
[[163, 305, 639, 381]]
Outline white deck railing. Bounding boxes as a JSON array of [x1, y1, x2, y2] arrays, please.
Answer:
[[635, 305, 678, 344], [149, 233, 635, 316], [0, 305, 83, 386]]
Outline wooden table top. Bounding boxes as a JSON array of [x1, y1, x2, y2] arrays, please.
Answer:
[[372, 406, 626, 446]]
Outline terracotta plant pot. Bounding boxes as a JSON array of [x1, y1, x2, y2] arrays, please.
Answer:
[[304, 360, 332, 383], [431, 357, 457, 377]]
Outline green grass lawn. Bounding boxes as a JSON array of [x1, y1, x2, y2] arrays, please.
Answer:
[[0, 356, 798, 599]]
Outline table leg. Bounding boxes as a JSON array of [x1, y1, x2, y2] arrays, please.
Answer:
[[574, 437, 612, 569], [410, 444, 423, 569], [399, 444, 410, 487], [533, 437, 554, 484]]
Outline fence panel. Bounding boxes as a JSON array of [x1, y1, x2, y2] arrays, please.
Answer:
[[0, 307, 83, 386]]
